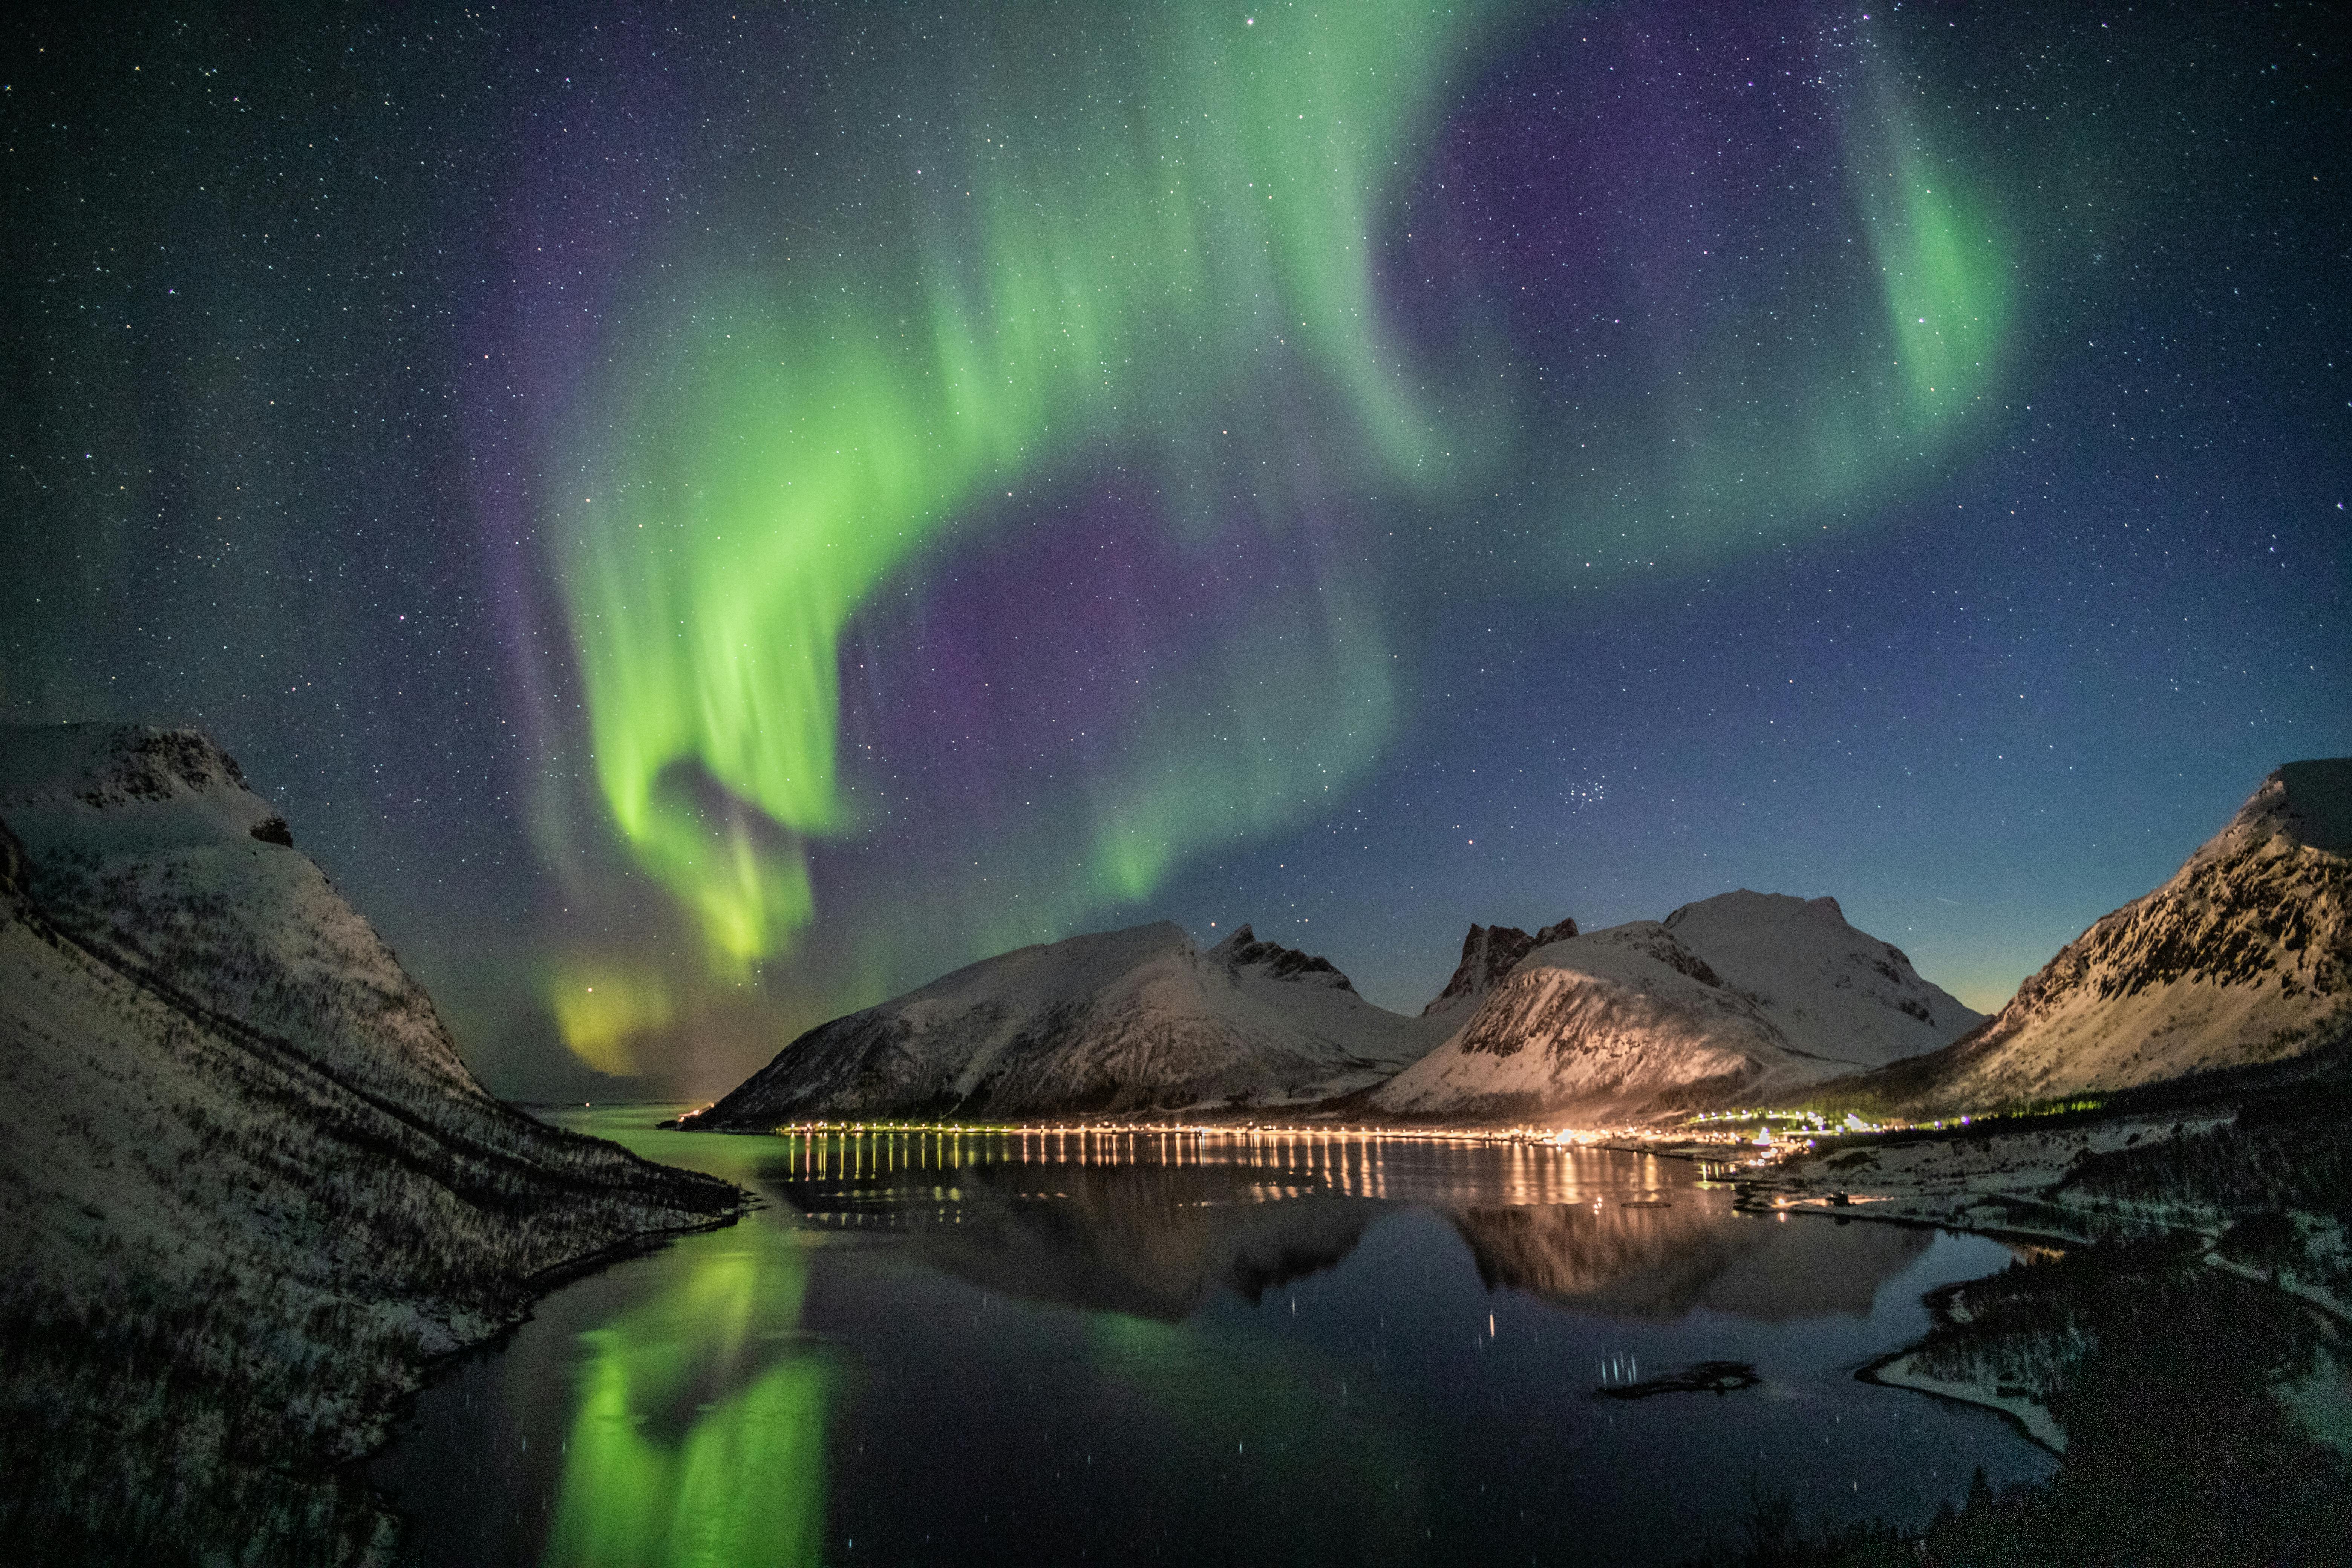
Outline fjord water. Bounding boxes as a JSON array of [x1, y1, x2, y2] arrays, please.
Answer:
[[374, 1111, 2053, 1566]]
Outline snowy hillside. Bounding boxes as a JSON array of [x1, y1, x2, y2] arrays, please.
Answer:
[[684, 921, 1449, 1124], [1660, 891, 1983, 1066], [1828, 758, 2352, 1114], [0, 724, 739, 1563], [1372, 891, 1981, 1124]]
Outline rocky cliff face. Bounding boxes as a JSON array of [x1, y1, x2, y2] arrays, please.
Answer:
[[1423, 917, 1578, 1020], [685, 921, 1449, 1125], [1838, 758, 2352, 1114], [0, 724, 740, 1564], [1372, 891, 1980, 1124]]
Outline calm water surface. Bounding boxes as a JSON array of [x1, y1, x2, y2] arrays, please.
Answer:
[[372, 1109, 2056, 1566]]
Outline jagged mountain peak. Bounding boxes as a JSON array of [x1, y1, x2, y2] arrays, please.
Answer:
[[1528, 916, 1582, 949], [1424, 916, 1578, 1016], [1208, 924, 1354, 991], [1834, 758, 2352, 1114], [0, 721, 287, 850]]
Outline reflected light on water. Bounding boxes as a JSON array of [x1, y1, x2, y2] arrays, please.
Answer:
[[544, 1243, 829, 1568], [378, 1110, 2055, 1568], [767, 1125, 1663, 1208]]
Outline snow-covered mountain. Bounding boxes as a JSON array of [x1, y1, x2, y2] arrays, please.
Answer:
[[1830, 758, 2352, 1115], [0, 723, 738, 1561], [684, 921, 1449, 1124], [1370, 891, 1982, 1124], [1659, 891, 1981, 1058]]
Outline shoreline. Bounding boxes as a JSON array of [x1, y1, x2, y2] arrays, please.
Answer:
[[1854, 1346, 2067, 1455], [481, 1106, 2341, 1494], [1775, 1181, 2352, 1461], [345, 1136, 758, 1562]]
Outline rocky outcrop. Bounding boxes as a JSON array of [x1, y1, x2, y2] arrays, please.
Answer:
[[1424, 917, 1578, 1018], [0, 723, 740, 1563], [684, 920, 1449, 1125], [1826, 758, 2352, 1115], [1217, 923, 1354, 988], [1373, 892, 1980, 1124]]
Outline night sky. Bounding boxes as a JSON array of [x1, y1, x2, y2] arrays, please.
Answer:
[[6, 0, 2345, 1099]]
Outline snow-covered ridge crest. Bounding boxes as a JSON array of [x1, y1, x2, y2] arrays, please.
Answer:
[[1373, 890, 1981, 1123], [1843, 758, 2352, 1113], [686, 919, 1450, 1124], [1658, 890, 1980, 1049], [0, 721, 482, 1098], [0, 721, 294, 847], [0, 721, 739, 1557]]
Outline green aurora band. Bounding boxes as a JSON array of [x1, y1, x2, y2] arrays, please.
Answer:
[[545, 1236, 829, 1567], [546, 2, 2010, 1011]]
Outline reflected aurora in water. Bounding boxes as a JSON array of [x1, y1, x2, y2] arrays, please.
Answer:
[[544, 1236, 828, 1566], [379, 1116, 2053, 1566]]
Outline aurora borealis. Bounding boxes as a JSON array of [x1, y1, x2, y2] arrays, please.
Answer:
[[552, 0, 2003, 978], [7, 0, 2346, 1097]]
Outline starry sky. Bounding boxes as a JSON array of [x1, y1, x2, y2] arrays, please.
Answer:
[[6, 0, 2345, 1099]]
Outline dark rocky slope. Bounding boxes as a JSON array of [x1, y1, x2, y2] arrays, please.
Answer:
[[0, 724, 741, 1565]]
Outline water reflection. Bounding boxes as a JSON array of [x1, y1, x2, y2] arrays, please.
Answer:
[[762, 1124, 1661, 1205], [377, 1117, 2053, 1568], [1450, 1202, 1931, 1322], [776, 1155, 1383, 1320], [372, 1124, 838, 1568], [760, 1130, 1931, 1327], [544, 1243, 828, 1568]]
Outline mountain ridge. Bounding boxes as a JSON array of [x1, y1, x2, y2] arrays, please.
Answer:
[[1800, 758, 2352, 1116], [684, 918, 1448, 1125], [0, 722, 741, 1562], [1368, 890, 1983, 1124]]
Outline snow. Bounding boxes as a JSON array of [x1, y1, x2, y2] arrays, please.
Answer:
[[1869, 1353, 2067, 1453], [1374, 892, 1983, 1124], [1893, 759, 2351, 1112], [692, 921, 1450, 1123], [2, 725, 491, 1107], [1373, 921, 1777, 1121], [1661, 890, 1983, 1071], [0, 723, 738, 1559]]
